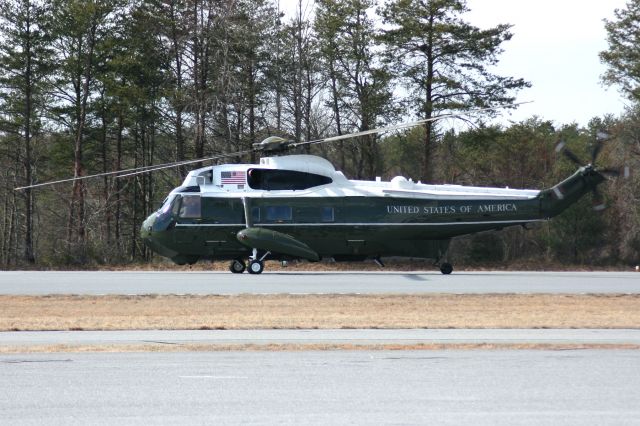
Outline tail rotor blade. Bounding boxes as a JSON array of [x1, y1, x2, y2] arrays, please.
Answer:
[[599, 167, 621, 178], [591, 130, 609, 164], [591, 139, 604, 165], [591, 187, 606, 212], [564, 149, 583, 166], [555, 140, 582, 166]]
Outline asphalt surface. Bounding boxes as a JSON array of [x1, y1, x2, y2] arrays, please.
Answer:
[[3, 271, 638, 424], [2, 350, 639, 425], [2, 329, 640, 347], [1, 270, 639, 295]]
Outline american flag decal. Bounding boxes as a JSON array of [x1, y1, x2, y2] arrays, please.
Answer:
[[221, 170, 245, 184]]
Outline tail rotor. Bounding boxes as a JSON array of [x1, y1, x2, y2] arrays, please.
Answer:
[[555, 131, 629, 211]]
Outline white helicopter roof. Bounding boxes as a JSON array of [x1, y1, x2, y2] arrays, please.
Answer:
[[181, 155, 344, 187], [258, 155, 335, 176], [178, 154, 540, 200]]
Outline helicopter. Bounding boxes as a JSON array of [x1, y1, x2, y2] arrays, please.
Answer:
[[139, 121, 624, 274], [16, 111, 623, 274]]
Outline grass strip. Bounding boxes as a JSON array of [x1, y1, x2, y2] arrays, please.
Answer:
[[1, 294, 640, 331]]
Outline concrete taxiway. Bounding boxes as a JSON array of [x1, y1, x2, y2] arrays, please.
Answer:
[[2, 329, 640, 348], [1, 270, 639, 295], [2, 350, 640, 425]]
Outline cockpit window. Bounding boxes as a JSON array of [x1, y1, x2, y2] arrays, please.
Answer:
[[158, 195, 176, 214], [178, 195, 201, 219], [247, 169, 332, 190], [171, 196, 181, 216]]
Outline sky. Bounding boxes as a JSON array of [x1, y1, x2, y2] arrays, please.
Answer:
[[464, 0, 629, 127], [281, 0, 631, 127]]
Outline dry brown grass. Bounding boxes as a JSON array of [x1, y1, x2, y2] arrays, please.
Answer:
[[2, 294, 640, 331]]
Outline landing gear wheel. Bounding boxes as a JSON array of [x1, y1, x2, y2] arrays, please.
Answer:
[[229, 259, 246, 274], [248, 260, 264, 274], [440, 262, 453, 275]]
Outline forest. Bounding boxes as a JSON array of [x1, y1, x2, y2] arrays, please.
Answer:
[[1, 0, 639, 268]]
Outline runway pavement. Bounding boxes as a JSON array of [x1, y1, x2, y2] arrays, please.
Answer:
[[1, 270, 639, 295], [2, 350, 640, 425]]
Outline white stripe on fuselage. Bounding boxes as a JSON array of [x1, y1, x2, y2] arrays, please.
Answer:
[[175, 219, 547, 228]]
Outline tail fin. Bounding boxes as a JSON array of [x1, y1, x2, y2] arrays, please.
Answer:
[[538, 166, 606, 218]]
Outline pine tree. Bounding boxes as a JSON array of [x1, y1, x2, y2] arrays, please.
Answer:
[[315, 0, 393, 179], [49, 0, 117, 259], [379, 0, 529, 182], [600, 0, 640, 102], [0, 0, 53, 263]]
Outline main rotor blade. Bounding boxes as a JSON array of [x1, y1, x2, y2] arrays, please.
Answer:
[[290, 102, 532, 149], [17, 101, 531, 191], [118, 110, 469, 177], [290, 117, 438, 149], [14, 161, 174, 191], [14, 149, 253, 190], [115, 149, 253, 179]]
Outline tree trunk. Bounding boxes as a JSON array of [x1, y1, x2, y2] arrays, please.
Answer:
[[131, 129, 140, 260], [192, 0, 213, 165], [304, 57, 312, 152], [328, 65, 344, 170], [23, 4, 35, 263], [169, 0, 187, 177], [113, 108, 124, 254], [421, 14, 435, 184], [68, 17, 98, 251], [294, 0, 303, 143], [100, 93, 111, 248], [7, 188, 18, 265], [248, 61, 256, 163]]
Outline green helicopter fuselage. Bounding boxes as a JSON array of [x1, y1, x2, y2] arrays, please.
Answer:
[[140, 155, 605, 270]]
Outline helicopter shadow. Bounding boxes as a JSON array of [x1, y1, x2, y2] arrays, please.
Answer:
[[268, 272, 433, 281]]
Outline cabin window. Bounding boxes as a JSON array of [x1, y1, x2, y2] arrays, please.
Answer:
[[247, 168, 332, 190], [321, 207, 334, 222], [265, 205, 292, 221], [178, 195, 201, 219], [200, 198, 240, 223]]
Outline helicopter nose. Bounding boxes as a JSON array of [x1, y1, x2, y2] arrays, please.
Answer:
[[139, 213, 179, 260], [140, 213, 155, 241]]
